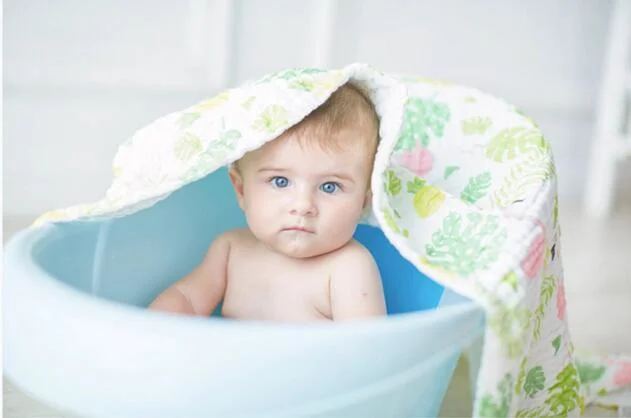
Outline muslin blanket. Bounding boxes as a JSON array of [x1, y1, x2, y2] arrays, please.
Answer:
[[34, 63, 631, 417]]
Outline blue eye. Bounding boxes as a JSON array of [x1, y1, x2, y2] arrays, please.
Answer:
[[271, 176, 289, 188], [320, 182, 340, 194]]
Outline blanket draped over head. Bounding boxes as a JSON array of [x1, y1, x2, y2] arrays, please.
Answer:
[[34, 63, 631, 417]]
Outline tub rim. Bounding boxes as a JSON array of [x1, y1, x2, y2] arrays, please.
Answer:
[[4, 222, 486, 337]]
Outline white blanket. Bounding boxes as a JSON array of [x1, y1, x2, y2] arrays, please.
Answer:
[[34, 63, 631, 417]]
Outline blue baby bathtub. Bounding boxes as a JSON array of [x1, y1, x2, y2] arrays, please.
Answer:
[[3, 168, 485, 418]]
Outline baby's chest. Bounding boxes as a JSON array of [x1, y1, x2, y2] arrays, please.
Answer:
[[223, 258, 331, 319], [227, 264, 328, 302]]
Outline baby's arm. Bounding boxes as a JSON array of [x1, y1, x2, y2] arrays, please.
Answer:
[[329, 244, 387, 320], [149, 233, 231, 316]]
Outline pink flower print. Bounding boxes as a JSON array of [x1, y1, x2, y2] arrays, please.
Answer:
[[613, 361, 631, 387], [556, 281, 566, 320], [522, 230, 546, 279], [398, 148, 433, 177]]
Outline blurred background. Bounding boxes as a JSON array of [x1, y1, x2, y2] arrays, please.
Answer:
[[3, 0, 630, 416], [3, 0, 629, 216]]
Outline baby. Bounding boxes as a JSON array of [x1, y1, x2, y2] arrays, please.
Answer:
[[149, 83, 386, 322]]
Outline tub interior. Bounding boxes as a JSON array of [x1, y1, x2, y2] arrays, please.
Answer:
[[35, 167, 446, 315]]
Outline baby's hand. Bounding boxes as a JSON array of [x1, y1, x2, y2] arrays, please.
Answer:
[[329, 242, 386, 320]]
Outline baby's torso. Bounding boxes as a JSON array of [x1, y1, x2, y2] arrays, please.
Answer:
[[221, 230, 333, 322]]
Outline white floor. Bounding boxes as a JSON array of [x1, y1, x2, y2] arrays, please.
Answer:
[[3, 195, 631, 417]]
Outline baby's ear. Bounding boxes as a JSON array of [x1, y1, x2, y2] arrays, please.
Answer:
[[228, 165, 245, 209]]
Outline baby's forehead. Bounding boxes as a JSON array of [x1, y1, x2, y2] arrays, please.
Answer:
[[259, 138, 368, 164], [235, 126, 377, 173]]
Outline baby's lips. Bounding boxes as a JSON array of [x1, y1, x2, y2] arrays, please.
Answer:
[[282, 226, 314, 233]]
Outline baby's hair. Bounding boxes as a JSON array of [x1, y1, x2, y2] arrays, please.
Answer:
[[231, 82, 380, 173], [285, 82, 380, 155]]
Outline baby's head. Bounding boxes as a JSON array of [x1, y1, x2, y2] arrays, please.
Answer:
[[229, 83, 380, 259]]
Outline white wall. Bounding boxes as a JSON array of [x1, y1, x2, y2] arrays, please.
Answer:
[[3, 0, 615, 218]]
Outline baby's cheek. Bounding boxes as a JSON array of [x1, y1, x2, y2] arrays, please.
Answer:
[[328, 202, 362, 231], [243, 195, 270, 228], [249, 203, 273, 225]]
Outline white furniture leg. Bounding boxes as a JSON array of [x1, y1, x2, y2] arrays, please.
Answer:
[[584, 0, 631, 218]]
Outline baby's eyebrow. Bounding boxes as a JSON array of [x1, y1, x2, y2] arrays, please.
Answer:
[[327, 173, 355, 182], [258, 167, 288, 173]]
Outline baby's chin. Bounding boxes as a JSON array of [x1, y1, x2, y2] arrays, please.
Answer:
[[268, 234, 349, 259]]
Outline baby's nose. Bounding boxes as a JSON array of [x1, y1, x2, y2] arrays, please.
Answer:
[[290, 191, 317, 216]]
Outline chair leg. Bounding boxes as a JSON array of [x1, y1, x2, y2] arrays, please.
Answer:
[[584, 139, 619, 218], [583, 0, 631, 218]]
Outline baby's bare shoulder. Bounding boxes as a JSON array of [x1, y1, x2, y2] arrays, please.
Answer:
[[328, 240, 386, 319], [214, 228, 255, 247], [328, 240, 378, 274], [200, 228, 252, 262], [332, 239, 374, 261]]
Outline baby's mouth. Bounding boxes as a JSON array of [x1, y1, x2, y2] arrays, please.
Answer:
[[282, 226, 314, 233]]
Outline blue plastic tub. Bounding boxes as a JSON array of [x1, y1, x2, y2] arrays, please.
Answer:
[[3, 168, 485, 418]]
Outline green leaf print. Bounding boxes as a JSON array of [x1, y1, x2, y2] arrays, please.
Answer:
[[524, 366, 546, 398], [533, 275, 556, 342], [475, 282, 531, 359], [179, 153, 219, 183], [444, 165, 460, 179], [383, 208, 400, 234], [501, 271, 519, 291], [489, 303, 532, 359], [478, 373, 513, 418], [178, 125, 241, 182], [544, 244, 552, 270], [386, 170, 402, 196], [289, 79, 315, 91], [174, 133, 203, 161], [576, 361, 606, 385], [552, 335, 562, 355], [407, 177, 426, 193], [425, 212, 508, 276], [203, 128, 241, 163], [491, 147, 555, 207], [221, 129, 242, 142], [257, 67, 327, 83], [191, 91, 230, 112], [545, 363, 581, 417], [540, 275, 556, 303], [515, 357, 528, 395], [177, 112, 201, 129], [394, 98, 451, 151], [460, 172, 492, 204], [241, 96, 256, 109], [461, 116, 492, 135], [252, 105, 290, 133], [515, 406, 545, 418], [485, 126, 548, 162]]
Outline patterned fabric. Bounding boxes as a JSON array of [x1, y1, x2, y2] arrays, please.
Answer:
[[32, 63, 630, 416]]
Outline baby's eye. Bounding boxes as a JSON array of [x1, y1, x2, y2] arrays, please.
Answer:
[[270, 176, 289, 188], [320, 182, 341, 194]]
